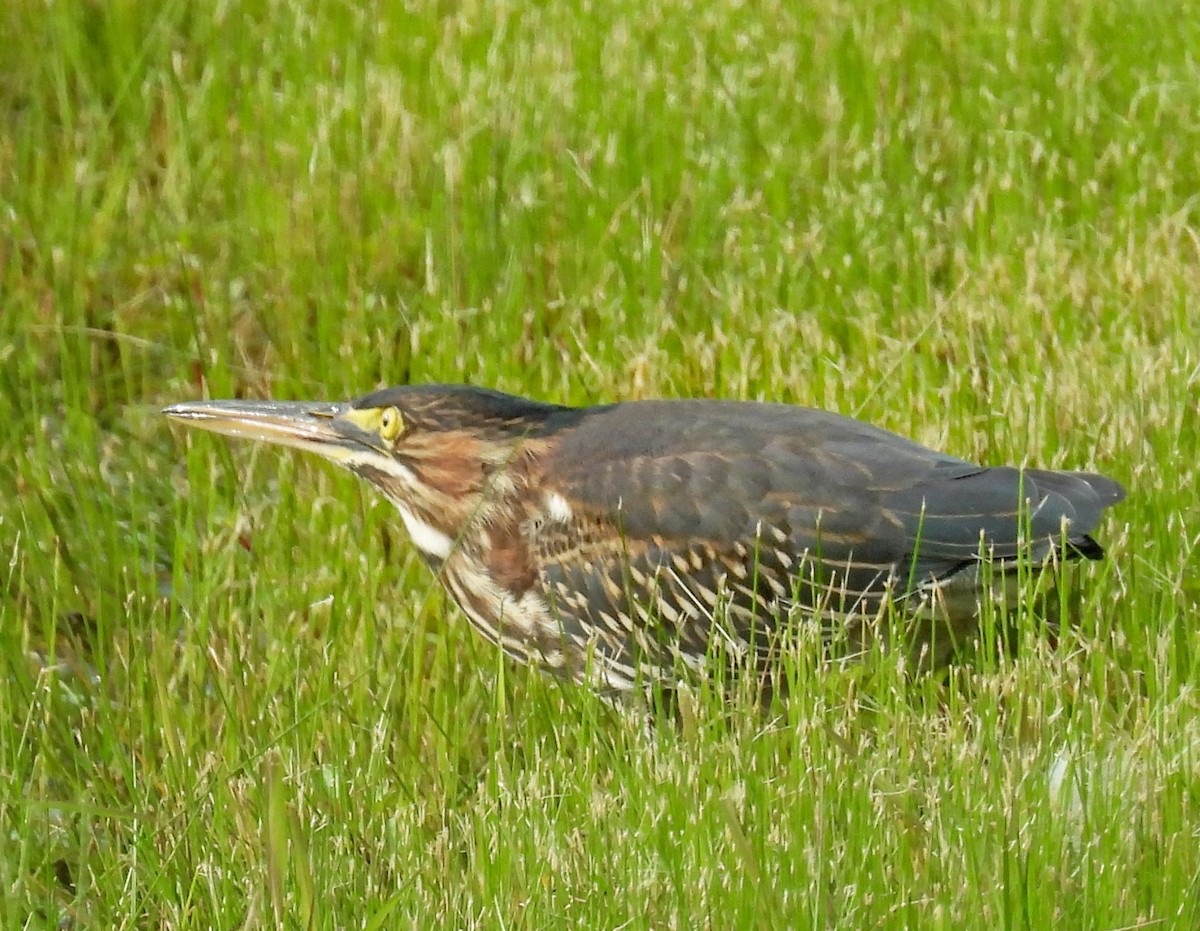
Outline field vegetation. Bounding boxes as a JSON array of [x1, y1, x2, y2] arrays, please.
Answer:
[[2, 0, 1198, 927]]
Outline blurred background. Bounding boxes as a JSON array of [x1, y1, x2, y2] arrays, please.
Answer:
[[2, 0, 1197, 926]]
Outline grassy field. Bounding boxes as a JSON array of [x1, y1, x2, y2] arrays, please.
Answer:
[[3, 0, 1199, 927]]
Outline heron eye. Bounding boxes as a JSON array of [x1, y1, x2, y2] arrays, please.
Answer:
[[379, 406, 404, 442]]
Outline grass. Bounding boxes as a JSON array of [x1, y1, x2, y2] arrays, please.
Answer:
[[2, 0, 1199, 926]]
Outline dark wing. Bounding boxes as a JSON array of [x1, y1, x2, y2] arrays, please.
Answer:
[[532, 400, 1124, 669]]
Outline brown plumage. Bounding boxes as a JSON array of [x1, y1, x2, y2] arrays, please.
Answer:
[[165, 384, 1126, 693]]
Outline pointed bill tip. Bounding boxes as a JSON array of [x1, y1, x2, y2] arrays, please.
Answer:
[[163, 402, 206, 419]]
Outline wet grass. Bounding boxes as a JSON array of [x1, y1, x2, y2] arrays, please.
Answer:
[[2, 0, 1199, 927]]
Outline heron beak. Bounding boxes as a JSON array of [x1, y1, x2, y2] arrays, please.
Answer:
[[164, 399, 370, 463]]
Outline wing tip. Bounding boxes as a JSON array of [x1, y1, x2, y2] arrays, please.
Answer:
[[1063, 533, 1106, 561]]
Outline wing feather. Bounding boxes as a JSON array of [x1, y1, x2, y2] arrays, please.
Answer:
[[525, 399, 1122, 673]]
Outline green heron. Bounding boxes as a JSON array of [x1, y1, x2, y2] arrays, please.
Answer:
[[165, 385, 1124, 692]]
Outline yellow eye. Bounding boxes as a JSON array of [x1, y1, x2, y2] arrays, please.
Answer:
[[379, 406, 404, 442]]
